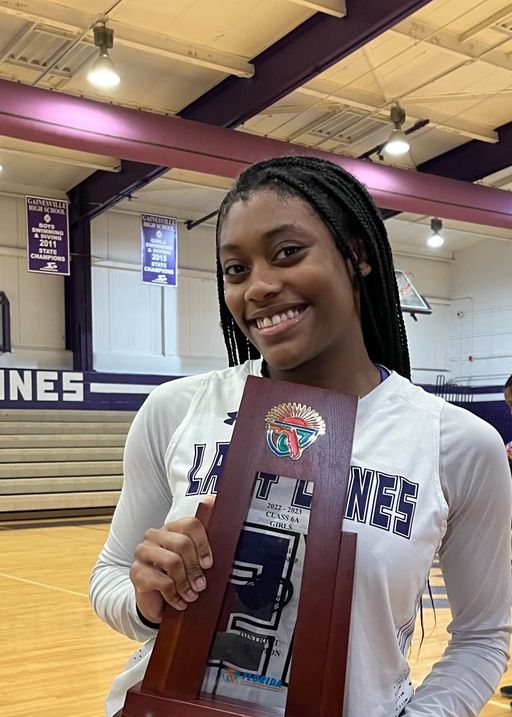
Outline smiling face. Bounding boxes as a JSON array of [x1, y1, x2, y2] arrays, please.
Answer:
[[218, 189, 373, 383]]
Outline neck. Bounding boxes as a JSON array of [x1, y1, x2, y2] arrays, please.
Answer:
[[265, 351, 382, 397]]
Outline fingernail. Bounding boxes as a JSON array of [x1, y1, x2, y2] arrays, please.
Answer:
[[172, 599, 188, 611], [200, 555, 213, 569], [194, 577, 207, 592], [185, 589, 199, 601]]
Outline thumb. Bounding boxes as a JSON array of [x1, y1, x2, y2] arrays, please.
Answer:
[[196, 495, 215, 527]]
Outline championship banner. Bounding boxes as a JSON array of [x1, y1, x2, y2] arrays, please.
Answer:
[[141, 213, 178, 286], [26, 196, 70, 276]]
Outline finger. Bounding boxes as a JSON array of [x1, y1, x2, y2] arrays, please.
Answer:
[[136, 542, 201, 602], [171, 516, 214, 572], [196, 497, 215, 528], [131, 561, 190, 611]]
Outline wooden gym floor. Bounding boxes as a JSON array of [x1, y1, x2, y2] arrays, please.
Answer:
[[1, 520, 511, 717]]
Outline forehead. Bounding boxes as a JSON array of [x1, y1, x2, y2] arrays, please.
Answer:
[[218, 190, 325, 247]]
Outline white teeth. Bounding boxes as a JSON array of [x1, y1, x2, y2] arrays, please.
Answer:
[[255, 307, 303, 330]]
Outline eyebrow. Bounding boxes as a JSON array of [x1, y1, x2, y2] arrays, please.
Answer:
[[218, 223, 302, 256]]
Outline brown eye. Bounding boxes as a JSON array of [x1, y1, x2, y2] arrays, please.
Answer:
[[275, 245, 303, 261], [224, 263, 247, 276]]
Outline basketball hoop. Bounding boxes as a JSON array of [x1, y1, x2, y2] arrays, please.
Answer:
[[395, 269, 432, 320]]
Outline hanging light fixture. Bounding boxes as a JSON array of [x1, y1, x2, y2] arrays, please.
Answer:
[[87, 22, 120, 89], [384, 104, 410, 156], [427, 217, 445, 248]]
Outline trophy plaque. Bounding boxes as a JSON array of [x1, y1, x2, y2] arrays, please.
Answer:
[[116, 375, 358, 717]]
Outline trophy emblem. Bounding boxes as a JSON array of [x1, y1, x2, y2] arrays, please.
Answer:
[[265, 403, 326, 460]]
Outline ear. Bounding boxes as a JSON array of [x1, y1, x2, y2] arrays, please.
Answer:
[[350, 238, 372, 277]]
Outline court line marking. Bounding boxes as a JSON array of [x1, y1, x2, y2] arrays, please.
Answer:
[[0, 571, 88, 598]]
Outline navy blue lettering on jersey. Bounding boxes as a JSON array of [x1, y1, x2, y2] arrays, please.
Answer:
[[185, 444, 419, 539], [346, 467, 374, 523], [186, 443, 206, 496], [370, 472, 397, 531], [202, 442, 230, 494], [394, 477, 418, 539], [186, 442, 229, 496]]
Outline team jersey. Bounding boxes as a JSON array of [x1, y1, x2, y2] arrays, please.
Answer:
[[90, 359, 511, 717]]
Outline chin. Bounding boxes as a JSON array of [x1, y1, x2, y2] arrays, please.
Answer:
[[260, 351, 308, 373]]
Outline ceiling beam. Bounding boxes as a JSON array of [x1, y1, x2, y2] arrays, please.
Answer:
[[109, 22, 254, 78], [393, 17, 512, 72], [60, 0, 433, 221], [417, 120, 512, 183], [0, 78, 510, 229], [0, 143, 120, 172], [284, 0, 347, 18], [66, 160, 168, 224], [460, 5, 512, 42], [380, 119, 512, 222], [179, 0, 433, 127], [0, 0, 254, 78], [296, 79, 498, 143]]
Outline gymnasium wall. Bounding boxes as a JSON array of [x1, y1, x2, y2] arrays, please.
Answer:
[[91, 210, 226, 376], [449, 239, 512, 387], [392, 251, 452, 387], [0, 193, 71, 370], [1, 183, 511, 431]]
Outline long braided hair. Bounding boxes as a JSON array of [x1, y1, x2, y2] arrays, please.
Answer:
[[215, 155, 410, 379]]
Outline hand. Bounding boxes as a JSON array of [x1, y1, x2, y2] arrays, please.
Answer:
[[129, 497, 214, 624]]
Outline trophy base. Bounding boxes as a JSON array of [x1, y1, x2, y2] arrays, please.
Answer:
[[116, 682, 284, 717]]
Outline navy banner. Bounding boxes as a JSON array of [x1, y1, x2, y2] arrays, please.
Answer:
[[0, 369, 173, 411], [141, 213, 178, 286], [26, 196, 70, 276]]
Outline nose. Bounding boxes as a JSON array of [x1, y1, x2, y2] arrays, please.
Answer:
[[243, 263, 282, 303]]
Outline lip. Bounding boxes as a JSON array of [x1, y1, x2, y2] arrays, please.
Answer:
[[246, 303, 308, 322], [249, 305, 309, 338]]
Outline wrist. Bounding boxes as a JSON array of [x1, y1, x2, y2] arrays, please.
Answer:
[[135, 603, 161, 630]]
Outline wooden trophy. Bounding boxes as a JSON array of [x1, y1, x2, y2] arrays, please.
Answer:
[[116, 375, 358, 717]]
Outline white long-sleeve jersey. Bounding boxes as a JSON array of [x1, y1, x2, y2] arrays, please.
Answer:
[[89, 359, 511, 717]]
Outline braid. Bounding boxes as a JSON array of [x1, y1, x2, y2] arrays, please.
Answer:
[[216, 156, 410, 379]]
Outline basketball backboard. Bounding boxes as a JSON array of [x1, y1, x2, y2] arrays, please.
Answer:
[[395, 269, 432, 318]]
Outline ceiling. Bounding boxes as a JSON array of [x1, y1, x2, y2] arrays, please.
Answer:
[[0, 0, 511, 258]]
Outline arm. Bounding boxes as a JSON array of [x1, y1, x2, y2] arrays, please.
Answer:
[[404, 404, 511, 716], [89, 377, 200, 642]]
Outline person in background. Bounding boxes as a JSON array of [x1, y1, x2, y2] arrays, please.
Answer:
[[90, 156, 511, 717]]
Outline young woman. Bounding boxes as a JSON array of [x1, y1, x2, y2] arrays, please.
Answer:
[[90, 156, 511, 717]]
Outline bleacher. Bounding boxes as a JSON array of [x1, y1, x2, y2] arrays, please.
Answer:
[[0, 409, 134, 521]]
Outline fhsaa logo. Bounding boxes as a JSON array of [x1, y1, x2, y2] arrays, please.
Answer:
[[265, 403, 326, 461], [222, 670, 283, 690]]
